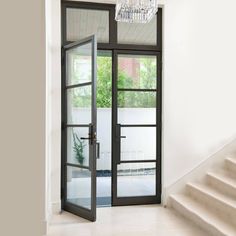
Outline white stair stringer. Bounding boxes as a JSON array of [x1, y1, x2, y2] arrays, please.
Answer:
[[170, 194, 236, 236]]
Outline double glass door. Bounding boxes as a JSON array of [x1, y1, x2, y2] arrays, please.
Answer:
[[62, 36, 161, 221]]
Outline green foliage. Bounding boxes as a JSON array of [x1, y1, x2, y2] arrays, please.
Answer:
[[72, 132, 86, 165], [97, 56, 112, 107], [71, 56, 156, 108], [140, 57, 156, 89]]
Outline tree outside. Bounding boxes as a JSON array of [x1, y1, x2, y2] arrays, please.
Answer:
[[72, 55, 157, 108]]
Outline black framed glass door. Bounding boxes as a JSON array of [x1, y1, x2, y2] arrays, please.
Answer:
[[61, 35, 97, 221], [112, 50, 161, 205]]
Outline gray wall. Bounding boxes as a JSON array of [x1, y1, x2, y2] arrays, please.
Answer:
[[0, 1, 46, 235]]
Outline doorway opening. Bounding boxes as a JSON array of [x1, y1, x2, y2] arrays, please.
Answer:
[[96, 50, 112, 207], [61, 1, 162, 221]]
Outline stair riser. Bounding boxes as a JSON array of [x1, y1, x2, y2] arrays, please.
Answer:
[[187, 185, 236, 225], [225, 159, 236, 174], [206, 174, 236, 199], [170, 197, 226, 236]]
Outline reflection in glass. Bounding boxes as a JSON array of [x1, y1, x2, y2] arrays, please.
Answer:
[[66, 43, 92, 86], [67, 8, 109, 43], [67, 86, 91, 124], [118, 54, 157, 89], [67, 166, 91, 209], [67, 127, 90, 167], [117, 163, 156, 197], [120, 127, 156, 161]]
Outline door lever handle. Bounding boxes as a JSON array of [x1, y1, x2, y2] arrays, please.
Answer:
[[119, 136, 126, 139], [81, 132, 96, 141], [81, 137, 91, 140], [96, 142, 100, 159]]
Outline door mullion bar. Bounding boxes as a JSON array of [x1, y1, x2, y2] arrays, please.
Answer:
[[120, 124, 156, 127], [66, 82, 92, 89], [117, 88, 157, 92], [66, 163, 90, 170], [119, 160, 157, 163], [66, 124, 91, 128]]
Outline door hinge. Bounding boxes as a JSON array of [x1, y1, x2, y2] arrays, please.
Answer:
[[61, 122, 66, 130]]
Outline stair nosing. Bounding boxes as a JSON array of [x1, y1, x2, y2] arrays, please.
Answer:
[[170, 194, 236, 235], [186, 182, 236, 209], [225, 157, 236, 164], [207, 171, 236, 188]]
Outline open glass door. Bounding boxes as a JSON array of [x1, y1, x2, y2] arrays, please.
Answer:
[[62, 35, 97, 221]]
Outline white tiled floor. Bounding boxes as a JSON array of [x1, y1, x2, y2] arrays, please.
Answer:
[[47, 205, 207, 236]]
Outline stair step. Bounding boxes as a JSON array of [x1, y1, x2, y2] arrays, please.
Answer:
[[225, 157, 236, 174], [186, 182, 236, 225], [206, 171, 236, 198], [170, 194, 236, 236]]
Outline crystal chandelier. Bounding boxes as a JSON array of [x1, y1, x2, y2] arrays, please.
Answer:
[[115, 0, 158, 24]]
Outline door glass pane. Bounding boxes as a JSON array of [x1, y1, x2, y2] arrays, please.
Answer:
[[117, 163, 156, 197], [118, 91, 156, 124], [118, 54, 157, 89], [118, 15, 156, 45], [118, 107, 156, 125], [67, 86, 91, 124], [67, 127, 90, 167], [66, 42, 92, 85], [67, 166, 91, 209], [67, 8, 109, 43], [120, 127, 156, 161], [118, 91, 156, 108]]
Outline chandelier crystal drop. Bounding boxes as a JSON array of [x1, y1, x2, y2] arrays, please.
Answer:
[[115, 0, 158, 24]]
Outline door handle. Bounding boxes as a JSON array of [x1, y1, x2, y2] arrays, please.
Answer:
[[118, 136, 126, 139], [96, 142, 100, 159], [81, 131, 97, 144], [80, 137, 91, 140]]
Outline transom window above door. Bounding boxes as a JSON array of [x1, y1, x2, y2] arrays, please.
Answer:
[[62, 2, 162, 50], [66, 8, 109, 43]]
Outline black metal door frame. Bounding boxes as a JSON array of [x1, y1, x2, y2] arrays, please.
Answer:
[[61, 1, 162, 208]]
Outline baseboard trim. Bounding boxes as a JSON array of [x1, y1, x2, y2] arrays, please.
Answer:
[[42, 219, 48, 236], [51, 201, 62, 215]]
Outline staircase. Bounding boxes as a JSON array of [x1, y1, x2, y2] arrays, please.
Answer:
[[169, 157, 236, 236]]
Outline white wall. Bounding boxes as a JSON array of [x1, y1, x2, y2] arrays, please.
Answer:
[[163, 0, 236, 188], [48, 0, 236, 214], [0, 1, 46, 236]]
